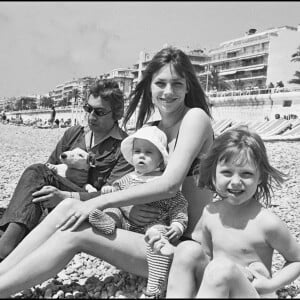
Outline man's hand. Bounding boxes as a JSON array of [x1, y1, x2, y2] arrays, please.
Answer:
[[32, 185, 70, 208], [127, 204, 160, 226]]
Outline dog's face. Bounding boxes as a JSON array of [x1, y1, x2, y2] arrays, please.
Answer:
[[60, 148, 90, 170]]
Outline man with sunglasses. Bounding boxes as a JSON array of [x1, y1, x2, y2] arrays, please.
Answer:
[[0, 80, 133, 260]]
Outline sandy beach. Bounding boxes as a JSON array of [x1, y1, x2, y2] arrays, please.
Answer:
[[0, 123, 299, 298]]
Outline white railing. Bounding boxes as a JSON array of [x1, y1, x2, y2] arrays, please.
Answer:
[[207, 87, 300, 98]]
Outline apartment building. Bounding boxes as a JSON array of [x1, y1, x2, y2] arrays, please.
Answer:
[[200, 25, 300, 91], [99, 68, 134, 99], [51, 76, 96, 105]]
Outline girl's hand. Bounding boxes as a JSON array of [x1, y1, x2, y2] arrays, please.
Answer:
[[128, 204, 160, 226], [32, 186, 69, 208], [56, 200, 96, 231], [247, 267, 274, 294]]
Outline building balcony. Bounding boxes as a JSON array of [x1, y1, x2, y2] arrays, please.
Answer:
[[225, 74, 267, 82], [209, 50, 268, 64]]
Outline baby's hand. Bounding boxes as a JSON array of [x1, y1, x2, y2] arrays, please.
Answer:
[[165, 223, 183, 242], [144, 227, 174, 256], [101, 185, 115, 194]]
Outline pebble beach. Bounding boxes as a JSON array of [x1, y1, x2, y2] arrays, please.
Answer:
[[0, 123, 299, 299]]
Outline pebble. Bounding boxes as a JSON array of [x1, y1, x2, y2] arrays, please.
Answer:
[[0, 123, 299, 298]]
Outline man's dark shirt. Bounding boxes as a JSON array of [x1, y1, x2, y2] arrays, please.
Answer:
[[47, 124, 134, 201]]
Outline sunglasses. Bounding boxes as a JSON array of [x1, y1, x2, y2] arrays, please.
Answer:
[[83, 103, 112, 117]]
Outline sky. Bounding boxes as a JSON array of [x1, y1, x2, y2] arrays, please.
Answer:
[[0, 1, 300, 98]]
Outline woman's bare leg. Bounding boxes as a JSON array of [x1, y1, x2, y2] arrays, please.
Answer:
[[166, 240, 209, 298], [0, 222, 148, 298], [0, 198, 87, 275], [196, 258, 260, 298]]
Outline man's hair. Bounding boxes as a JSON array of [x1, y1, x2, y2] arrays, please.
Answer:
[[88, 79, 124, 121]]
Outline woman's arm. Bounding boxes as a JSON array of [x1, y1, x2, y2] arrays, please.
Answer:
[[57, 109, 213, 231]]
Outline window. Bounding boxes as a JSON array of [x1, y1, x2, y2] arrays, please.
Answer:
[[283, 100, 292, 107]]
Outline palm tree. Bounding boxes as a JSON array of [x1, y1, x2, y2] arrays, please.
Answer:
[[288, 71, 300, 85], [288, 46, 300, 85], [72, 88, 80, 105], [291, 46, 300, 62], [199, 67, 231, 92]]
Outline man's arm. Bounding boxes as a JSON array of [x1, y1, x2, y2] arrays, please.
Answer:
[[47, 125, 83, 164]]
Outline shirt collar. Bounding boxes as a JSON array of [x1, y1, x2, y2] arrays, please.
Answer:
[[84, 122, 123, 143]]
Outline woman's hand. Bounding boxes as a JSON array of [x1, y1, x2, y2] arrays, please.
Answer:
[[127, 204, 160, 226], [32, 186, 70, 208], [55, 199, 97, 231]]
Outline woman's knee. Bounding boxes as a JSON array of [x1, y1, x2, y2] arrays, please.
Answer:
[[203, 257, 237, 285], [56, 198, 76, 211]]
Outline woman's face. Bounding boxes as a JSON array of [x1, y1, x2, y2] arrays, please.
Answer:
[[151, 63, 188, 114]]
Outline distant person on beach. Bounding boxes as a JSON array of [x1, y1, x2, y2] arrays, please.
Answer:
[[1, 111, 6, 123], [0, 79, 133, 261], [89, 126, 188, 298], [190, 127, 300, 298], [0, 46, 213, 298], [49, 105, 56, 128]]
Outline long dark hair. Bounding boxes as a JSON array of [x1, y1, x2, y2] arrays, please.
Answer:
[[198, 127, 285, 207], [123, 46, 211, 130]]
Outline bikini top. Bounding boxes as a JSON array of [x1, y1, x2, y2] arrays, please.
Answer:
[[150, 120, 200, 177]]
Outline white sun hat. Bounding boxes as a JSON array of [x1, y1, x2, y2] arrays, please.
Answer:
[[121, 126, 169, 166]]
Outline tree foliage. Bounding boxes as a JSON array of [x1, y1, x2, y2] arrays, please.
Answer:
[[291, 46, 300, 62], [289, 46, 300, 85], [288, 71, 300, 85]]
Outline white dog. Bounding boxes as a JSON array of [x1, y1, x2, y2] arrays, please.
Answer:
[[46, 147, 97, 193]]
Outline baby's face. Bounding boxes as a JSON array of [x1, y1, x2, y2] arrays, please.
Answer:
[[132, 139, 163, 174]]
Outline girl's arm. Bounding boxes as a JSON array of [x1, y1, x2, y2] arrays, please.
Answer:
[[198, 206, 213, 259], [260, 212, 300, 292], [89, 108, 213, 209]]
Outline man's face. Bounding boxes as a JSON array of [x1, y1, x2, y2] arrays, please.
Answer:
[[86, 95, 115, 134]]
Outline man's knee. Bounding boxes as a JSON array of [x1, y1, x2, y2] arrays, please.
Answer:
[[25, 163, 46, 172]]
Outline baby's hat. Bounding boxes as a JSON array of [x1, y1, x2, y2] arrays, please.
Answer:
[[121, 126, 168, 166]]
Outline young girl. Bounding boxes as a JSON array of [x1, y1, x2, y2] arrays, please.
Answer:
[[194, 127, 300, 298], [89, 126, 188, 297]]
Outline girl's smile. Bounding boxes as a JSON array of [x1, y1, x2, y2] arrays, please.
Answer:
[[215, 157, 261, 206]]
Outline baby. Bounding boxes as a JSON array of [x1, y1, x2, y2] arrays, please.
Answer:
[[89, 126, 188, 298]]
